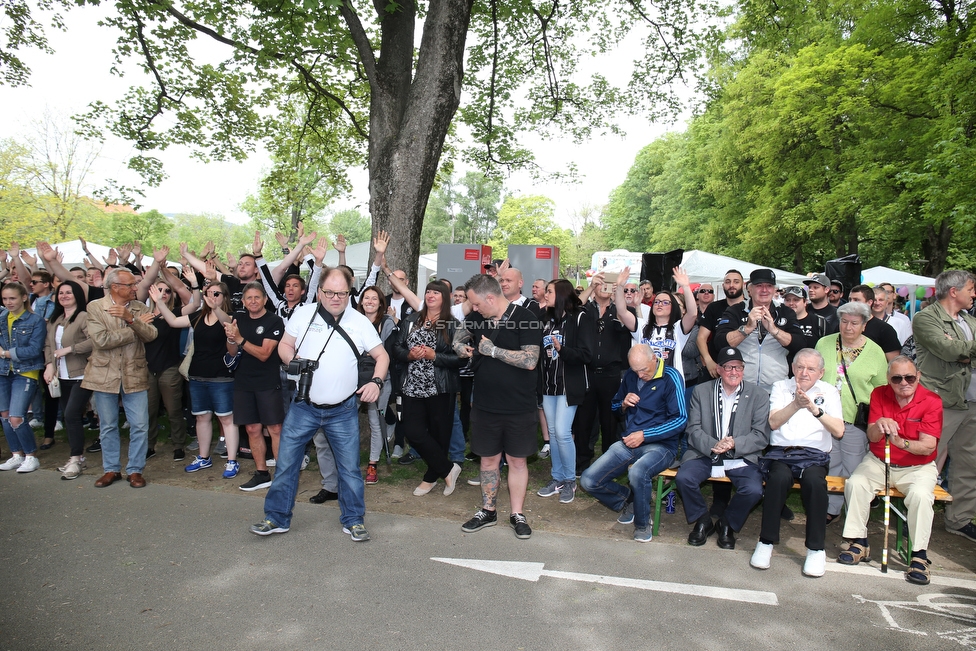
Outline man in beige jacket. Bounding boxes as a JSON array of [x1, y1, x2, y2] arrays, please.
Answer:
[[83, 268, 157, 488]]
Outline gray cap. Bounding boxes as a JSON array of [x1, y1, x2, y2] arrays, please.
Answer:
[[804, 273, 831, 288]]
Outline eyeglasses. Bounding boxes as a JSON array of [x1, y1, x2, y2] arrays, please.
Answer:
[[29, 280, 45, 285], [697, 289, 714, 294], [720, 364, 744, 373], [623, 288, 638, 294], [652, 300, 671, 306], [890, 374, 918, 385], [320, 289, 351, 299]]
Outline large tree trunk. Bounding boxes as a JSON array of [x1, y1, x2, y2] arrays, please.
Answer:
[[367, 0, 475, 290], [922, 219, 952, 276]]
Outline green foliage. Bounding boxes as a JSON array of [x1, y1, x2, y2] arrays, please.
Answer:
[[169, 213, 254, 258], [420, 171, 503, 253], [100, 209, 173, 251], [489, 195, 572, 260], [324, 209, 370, 244]]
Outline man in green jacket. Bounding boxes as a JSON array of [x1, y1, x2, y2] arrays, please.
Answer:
[[913, 269, 976, 542]]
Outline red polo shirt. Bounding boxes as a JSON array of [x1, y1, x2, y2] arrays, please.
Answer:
[[868, 383, 942, 466]]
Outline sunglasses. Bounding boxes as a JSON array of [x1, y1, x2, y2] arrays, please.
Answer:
[[206, 291, 223, 297], [623, 288, 639, 294], [890, 374, 918, 385], [829, 289, 842, 295], [697, 289, 714, 294]]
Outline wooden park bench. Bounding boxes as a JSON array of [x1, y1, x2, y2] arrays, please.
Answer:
[[653, 467, 952, 564]]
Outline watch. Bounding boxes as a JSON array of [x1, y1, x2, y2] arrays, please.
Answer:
[[737, 325, 748, 335], [814, 408, 825, 418], [903, 438, 910, 450], [370, 377, 383, 388]]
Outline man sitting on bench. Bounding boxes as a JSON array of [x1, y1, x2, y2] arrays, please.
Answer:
[[676, 347, 770, 550], [579, 344, 687, 543], [838, 355, 942, 585], [750, 349, 844, 577]]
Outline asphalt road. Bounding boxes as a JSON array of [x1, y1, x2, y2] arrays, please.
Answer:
[[2, 469, 975, 651]]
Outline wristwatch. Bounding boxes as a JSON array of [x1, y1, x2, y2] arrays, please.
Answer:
[[903, 438, 910, 450], [370, 377, 383, 388], [814, 408, 825, 419]]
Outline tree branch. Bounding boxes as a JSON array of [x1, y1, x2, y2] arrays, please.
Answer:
[[337, 0, 378, 87]]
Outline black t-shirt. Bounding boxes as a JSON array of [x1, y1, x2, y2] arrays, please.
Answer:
[[188, 316, 233, 379], [864, 317, 901, 355], [468, 303, 543, 414], [86, 286, 105, 302], [221, 275, 246, 313], [699, 299, 737, 358], [809, 303, 839, 337], [235, 311, 285, 390], [144, 306, 183, 374], [583, 300, 634, 367]]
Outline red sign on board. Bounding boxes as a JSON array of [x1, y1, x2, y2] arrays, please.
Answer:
[[464, 249, 480, 260], [536, 248, 552, 259]]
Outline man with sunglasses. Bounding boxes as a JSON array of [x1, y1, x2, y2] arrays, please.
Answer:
[[695, 283, 715, 314], [828, 280, 845, 307], [913, 269, 976, 543], [675, 347, 769, 550], [839, 356, 942, 584], [623, 282, 650, 320]]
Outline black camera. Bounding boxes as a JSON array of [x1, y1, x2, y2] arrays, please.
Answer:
[[288, 358, 319, 404]]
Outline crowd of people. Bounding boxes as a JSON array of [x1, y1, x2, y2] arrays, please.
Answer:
[[0, 232, 971, 585]]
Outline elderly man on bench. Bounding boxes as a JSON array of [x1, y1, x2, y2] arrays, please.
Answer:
[[838, 355, 943, 585], [676, 346, 770, 550]]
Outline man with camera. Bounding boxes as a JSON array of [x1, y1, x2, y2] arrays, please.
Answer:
[[250, 267, 389, 541]]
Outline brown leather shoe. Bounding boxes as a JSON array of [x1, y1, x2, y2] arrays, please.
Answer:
[[94, 471, 122, 488], [128, 472, 146, 488]]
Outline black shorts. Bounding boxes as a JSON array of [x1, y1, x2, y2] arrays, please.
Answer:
[[233, 388, 285, 426], [470, 406, 537, 458]]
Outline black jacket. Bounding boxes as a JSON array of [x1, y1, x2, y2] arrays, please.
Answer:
[[537, 307, 596, 406], [392, 312, 462, 395]]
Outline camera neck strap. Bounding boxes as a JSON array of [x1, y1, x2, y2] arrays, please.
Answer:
[[293, 303, 343, 365], [317, 301, 363, 361]]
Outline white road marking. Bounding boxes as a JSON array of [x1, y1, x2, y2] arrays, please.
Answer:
[[431, 557, 779, 606], [827, 562, 976, 590]]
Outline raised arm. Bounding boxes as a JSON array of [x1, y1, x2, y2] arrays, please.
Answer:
[[136, 245, 170, 301], [672, 266, 698, 335], [148, 285, 192, 328], [37, 241, 92, 298], [271, 229, 317, 286], [334, 233, 347, 267], [613, 266, 637, 331], [79, 237, 103, 272]]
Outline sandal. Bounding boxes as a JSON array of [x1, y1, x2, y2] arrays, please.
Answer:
[[837, 542, 870, 565], [905, 558, 931, 585]]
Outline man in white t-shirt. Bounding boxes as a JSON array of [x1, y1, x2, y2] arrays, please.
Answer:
[[250, 268, 389, 541]]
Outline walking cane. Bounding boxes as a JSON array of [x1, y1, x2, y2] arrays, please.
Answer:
[[881, 434, 891, 574]]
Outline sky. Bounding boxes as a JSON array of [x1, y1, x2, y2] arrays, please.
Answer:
[[0, 5, 690, 232]]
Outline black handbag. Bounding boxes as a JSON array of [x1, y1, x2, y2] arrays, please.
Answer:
[[838, 339, 870, 430]]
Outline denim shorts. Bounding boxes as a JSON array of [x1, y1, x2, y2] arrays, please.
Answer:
[[189, 379, 234, 416]]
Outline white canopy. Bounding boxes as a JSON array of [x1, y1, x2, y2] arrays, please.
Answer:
[[861, 266, 935, 287], [25, 240, 154, 269], [680, 250, 811, 288]]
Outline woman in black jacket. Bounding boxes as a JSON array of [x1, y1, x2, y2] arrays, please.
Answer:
[[392, 282, 464, 497], [536, 278, 595, 504]]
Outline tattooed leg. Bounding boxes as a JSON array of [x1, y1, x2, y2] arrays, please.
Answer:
[[479, 453, 502, 510]]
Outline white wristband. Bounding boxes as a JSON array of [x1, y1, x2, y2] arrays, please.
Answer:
[[491, 345, 497, 359]]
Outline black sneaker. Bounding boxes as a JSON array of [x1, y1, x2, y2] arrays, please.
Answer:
[[173, 448, 186, 461], [145, 448, 156, 460], [239, 471, 272, 492], [86, 438, 102, 453], [946, 522, 976, 543], [309, 489, 339, 504], [397, 450, 420, 465], [461, 508, 497, 533], [510, 513, 531, 539]]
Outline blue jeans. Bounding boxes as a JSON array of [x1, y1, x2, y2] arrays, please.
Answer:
[[580, 438, 676, 528], [542, 394, 577, 483], [93, 389, 150, 475], [0, 373, 38, 454], [449, 398, 466, 463], [265, 396, 364, 529]]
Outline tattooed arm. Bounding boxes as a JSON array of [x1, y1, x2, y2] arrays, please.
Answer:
[[477, 337, 539, 370], [453, 326, 474, 358]]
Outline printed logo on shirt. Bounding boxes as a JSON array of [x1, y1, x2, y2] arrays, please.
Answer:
[[256, 326, 265, 335], [814, 396, 824, 405]]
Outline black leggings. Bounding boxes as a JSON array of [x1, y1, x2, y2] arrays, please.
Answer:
[[401, 393, 456, 483], [59, 379, 93, 457]]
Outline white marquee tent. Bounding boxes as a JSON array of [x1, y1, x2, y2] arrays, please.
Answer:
[[861, 266, 936, 287], [680, 250, 810, 290]]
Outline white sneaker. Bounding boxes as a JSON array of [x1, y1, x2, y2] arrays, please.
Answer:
[[803, 549, 826, 577], [55, 421, 64, 431], [391, 445, 404, 459], [16, 456, 40, 473], [750, 541, 773, 569], [28, 419, 42, 429], [61, 459, 82, 480], [58, 456, 87, 472], [0, 454, 25, 471], [300, 454, 310, 471], [267, 458, 276, 468], [538, 443, 550, 459]]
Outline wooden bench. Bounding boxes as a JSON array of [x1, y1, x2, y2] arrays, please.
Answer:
[[653, 467, 953, 564]]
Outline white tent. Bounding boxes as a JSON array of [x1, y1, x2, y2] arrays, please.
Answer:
[[861, 266, 935, 287], [680, 250, 811, 289]]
